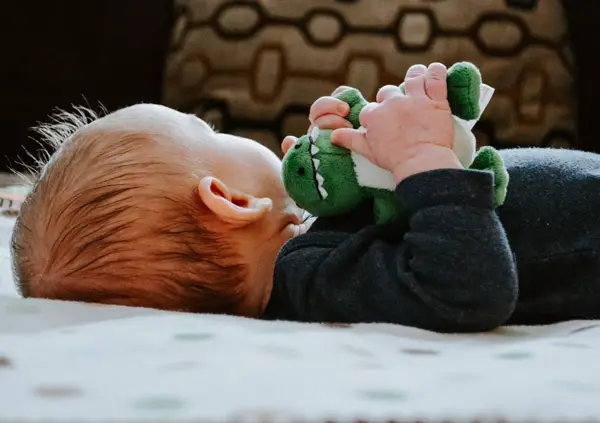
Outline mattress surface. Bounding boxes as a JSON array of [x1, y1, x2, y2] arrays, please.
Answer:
[[2, 210, 600, 423]]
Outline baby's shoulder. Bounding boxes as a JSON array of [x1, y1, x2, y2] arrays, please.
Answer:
[[498, 147, 600, 213], [500, 147, 600, 181]]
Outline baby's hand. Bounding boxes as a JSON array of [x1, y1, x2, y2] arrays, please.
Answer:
[[281, 86, 354, 156], [331, 63, 461, 183]]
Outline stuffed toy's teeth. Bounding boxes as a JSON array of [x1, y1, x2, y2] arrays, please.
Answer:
[[310, 126, 320, 142], [307, 127, 327, 199], [318, 186, 328, 199], [315, 172, 328, 199]]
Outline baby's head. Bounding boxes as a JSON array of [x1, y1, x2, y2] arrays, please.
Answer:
[[11, 104, 304, 316]]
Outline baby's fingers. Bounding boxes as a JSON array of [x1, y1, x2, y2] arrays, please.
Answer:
[[312, 114, 353, 130], [309, 96, 349, 124], [281, 136, 298, 156], [425, 62, 447, 101], [331, 128, 370, 157], [331, 85, 353, 96]]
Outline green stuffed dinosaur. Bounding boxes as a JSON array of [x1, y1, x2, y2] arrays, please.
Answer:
[[282, 62, 509, 225]]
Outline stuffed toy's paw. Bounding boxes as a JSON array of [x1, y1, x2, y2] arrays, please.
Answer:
[[469, 146, 509, 206], [447, 62, 482, 121]]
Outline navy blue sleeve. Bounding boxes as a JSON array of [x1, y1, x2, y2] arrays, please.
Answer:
[[264, 169, 519, 333]]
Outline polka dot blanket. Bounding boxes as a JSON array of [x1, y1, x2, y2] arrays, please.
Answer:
[[2, 219, 600, 422]]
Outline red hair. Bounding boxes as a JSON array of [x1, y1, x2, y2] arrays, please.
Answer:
[[12, 109, 249, 315]]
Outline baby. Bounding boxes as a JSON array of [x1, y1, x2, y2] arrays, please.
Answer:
[[11, 63, 600, 332]]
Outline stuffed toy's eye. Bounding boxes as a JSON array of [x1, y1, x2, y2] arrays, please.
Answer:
[[297, 167, 305, 176], [309, 126, 320, 143]]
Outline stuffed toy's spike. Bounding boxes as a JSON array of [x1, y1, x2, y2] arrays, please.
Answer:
[[282, 61, 508, 226]]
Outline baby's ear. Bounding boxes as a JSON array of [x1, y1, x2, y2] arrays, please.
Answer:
[[196, 176, 272, 227]]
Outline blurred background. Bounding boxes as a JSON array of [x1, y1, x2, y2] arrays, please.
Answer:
[[1, 0, 598, 174]]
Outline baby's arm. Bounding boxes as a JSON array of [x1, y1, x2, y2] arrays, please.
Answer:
[[265, 168, 518, 333], [270, 64, 517, 332]]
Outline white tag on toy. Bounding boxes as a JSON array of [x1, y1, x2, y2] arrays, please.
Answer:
[[465, 84, 494, 129], [309, 126, 320, 142]]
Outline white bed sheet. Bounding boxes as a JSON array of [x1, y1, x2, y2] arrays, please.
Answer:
[[2, 216, 600, 423]]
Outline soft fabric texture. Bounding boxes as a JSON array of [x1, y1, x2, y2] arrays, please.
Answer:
[[162, 0, 576, 154], [267, 148, 600, 328], [447, 62, 483, 120], [1, 187, 600, 422], [2, 296, 600, 422]]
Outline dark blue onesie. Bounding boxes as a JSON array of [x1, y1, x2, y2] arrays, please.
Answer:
[[263, 148, 600, 332]]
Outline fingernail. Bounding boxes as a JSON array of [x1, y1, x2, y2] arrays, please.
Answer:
[[330, 130, 339, 143], [337, 103, 349, 115], [429, 62, 446, 70]]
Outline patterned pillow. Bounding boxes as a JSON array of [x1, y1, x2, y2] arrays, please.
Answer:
[[162, 0, 576, 156]]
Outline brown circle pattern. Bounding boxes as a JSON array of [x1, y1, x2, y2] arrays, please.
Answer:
[[163, 0, 575, 154]]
